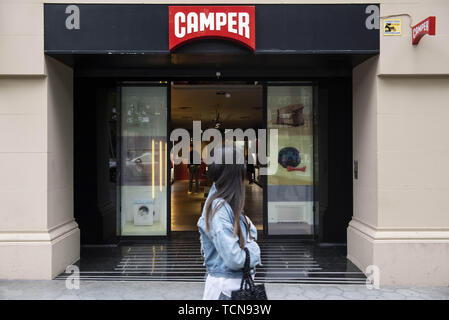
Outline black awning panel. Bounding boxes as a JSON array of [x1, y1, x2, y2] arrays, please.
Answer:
[[44, 4, 379, 54]]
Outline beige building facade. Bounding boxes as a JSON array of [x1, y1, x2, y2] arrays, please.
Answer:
[[0, 0, 448, 286]]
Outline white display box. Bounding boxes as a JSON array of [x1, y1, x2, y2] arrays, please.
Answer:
[[133, 199, 154, 225]]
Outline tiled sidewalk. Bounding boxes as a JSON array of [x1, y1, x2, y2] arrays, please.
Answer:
[[1, 280, 448, 300]]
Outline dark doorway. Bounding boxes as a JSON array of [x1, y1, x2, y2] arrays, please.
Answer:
[[74, 78, 118, 244]]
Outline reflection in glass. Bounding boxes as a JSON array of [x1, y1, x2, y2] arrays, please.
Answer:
[[120, 86, 167, 235], [267, 86, 314, 235]]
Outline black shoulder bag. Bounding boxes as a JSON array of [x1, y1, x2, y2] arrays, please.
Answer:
[[231, 248, 268, 300]]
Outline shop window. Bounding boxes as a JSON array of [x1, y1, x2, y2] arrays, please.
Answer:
[[120, 86, 168, 236], [267, 85, 314, 235]]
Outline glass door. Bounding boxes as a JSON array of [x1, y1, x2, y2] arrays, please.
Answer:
[[265, 83, 315, 236], [119, 84, 168, 236]]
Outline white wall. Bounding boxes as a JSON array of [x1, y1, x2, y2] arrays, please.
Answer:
[[348, 1, 449, 285], [0, 0, 79, 279]]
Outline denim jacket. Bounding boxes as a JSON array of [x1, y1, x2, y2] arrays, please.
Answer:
[[197, 183, 261, 278]]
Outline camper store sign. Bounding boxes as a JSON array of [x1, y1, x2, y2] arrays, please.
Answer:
[[169, 6, 256, 51], [412, 16, 436, 45]]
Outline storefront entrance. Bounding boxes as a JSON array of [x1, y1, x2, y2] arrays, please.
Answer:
[[69, 74, 356, 283], [115, 81, 318, 238], [69, 75, 358, 283], [49, 4, 378, 266], [44, 1, 374, 283], [73, 74, 353, 244]]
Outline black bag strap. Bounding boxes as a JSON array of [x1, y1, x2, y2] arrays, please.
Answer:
[[243, 248, 250, 274], [240, 248, 255, 290]]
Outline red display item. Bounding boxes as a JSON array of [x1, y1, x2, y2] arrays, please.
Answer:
[[169, 6, 256, 51], [286, 166, 307, 172], [412, 16, 436, 45]]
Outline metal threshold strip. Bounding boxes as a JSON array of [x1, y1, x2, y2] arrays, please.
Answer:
[[55, 276, 367, 285], [115, 264, 321, 267], [56, 239, 367, 285]]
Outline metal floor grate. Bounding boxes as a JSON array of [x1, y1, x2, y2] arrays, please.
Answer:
[[55, 238, 367, 284]]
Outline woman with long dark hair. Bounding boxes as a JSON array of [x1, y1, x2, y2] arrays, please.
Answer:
[[197, 145, 261, 300]]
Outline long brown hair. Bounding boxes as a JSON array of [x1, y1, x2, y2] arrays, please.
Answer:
[[205, 145, 247, 248]]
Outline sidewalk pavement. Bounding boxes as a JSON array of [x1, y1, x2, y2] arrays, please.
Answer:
[[1, 280, 448, 300]]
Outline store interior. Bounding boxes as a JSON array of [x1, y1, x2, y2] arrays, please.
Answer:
[[170, 82, 264, 231]]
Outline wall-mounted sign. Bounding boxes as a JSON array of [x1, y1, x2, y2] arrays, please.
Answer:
[[383, 19, 401, 36], [169, 6, 255, 52], [412, 16, 436, 45]]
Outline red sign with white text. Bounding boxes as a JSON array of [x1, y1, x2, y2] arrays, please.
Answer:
[[169, 6, 255, 52], [412, 16, 436, 45]]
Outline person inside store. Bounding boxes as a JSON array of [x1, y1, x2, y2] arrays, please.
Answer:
[[247, 153, 255, 184], [197, 145, 261, 300], [188, 144, 201, 194]]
